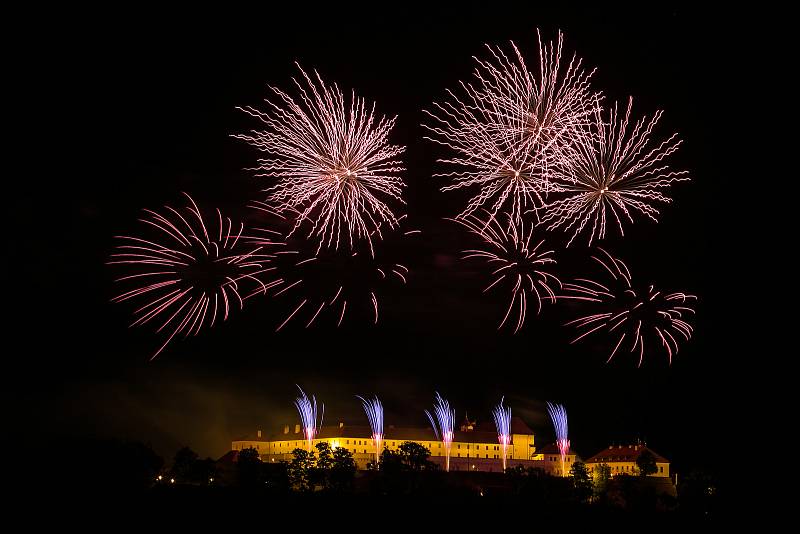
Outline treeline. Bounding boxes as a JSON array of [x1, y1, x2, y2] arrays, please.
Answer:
[[51, 438, 719, 519]]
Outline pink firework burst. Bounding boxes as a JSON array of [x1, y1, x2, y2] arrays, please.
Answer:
[[246, 204, 419, 330], [423, 30, 599, 223], [562, 248, 696, 366], [234, 63, 406, 255], [539, 98, 690, 246], [453, 213, 561, 333], [108, 193, 282, 359]]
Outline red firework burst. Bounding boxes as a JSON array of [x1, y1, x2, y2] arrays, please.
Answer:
[[562, 248, 696, 366], [423, 30, 599, 223], [234, 63, 406, 256], [539, 98, 690, 246], [453, 214, 561, 333], [108, 193, 283, 359], [245, 203, 419, 330]]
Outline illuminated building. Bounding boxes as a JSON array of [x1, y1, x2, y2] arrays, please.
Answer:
[[232, 416, 538, 472], [584, 444, 670, 478], [535, 443, 579, 476]]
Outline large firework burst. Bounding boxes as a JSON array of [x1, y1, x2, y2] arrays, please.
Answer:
[[108, 193, 282, 359], [246, 204, 419, 330], [423, 30, 599, 223], [562, 248, 696, 366], [453, 213, 561, 333], [234, 63, 406, 255], [539, 98, 690, 246]]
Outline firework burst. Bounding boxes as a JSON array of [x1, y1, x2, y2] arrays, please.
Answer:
[[492, 397, 512, 471], [108, 193, 282, 359], [425, 392, 456, 472], [294, 386, 324, 452], [546, 402, 570, 477], [423, 30, 599, 223], [247, 205, 418, 330], [234, 63, 406, 255], [539, 98, 690, 246], [357, 395, 384, 464], [453, 213, 561, 333], [562, 248, 696, 366]]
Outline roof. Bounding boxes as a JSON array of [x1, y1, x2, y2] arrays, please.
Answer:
[[538, 443, 577, 456], [233, 416, 536, 444], [584, 444, 669, 464]]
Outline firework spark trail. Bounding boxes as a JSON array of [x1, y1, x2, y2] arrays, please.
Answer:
[[247, 205, 417, 330], [425, 392, 456, 472], [546, 402, 570, 477], [492, 397, 512, 471], [539, 98, 690, 246], [234, 63, 406, 255], [108, 193, 283, 360], [453, 213, 561, 333], [294, 386, 324, 452], [423, 30, 599, 224], [561, 248, 696, 366], [357, 395, 384, 465]]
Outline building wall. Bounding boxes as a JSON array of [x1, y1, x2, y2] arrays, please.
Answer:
[[587, 461, 670, 478], [232, 431, 537, 471]]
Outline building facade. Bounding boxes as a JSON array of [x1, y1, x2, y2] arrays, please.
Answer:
[[584, 444, 670, 478], [232, 417, 538, 472]]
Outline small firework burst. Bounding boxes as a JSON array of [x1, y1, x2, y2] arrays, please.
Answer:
[[357, 395, 384, 464], [546, 402, 570, 476], [562, 248, 696, 366], [294, 385, 324, 451], [425, 392, 456, 472], [492, 397, 512, 471], [540, 98, 690, 246], [453, 213, 561, 333], [108, 193, 282, 359], [247, 204, 419, 330], [423, 30, 599, 223], [234, 63, 406, 255]]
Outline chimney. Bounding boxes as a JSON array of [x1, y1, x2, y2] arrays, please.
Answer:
[[339, 422, 344, 428], [283, 425, 289, 434], [294, 424, 300, 434], [257, 430, 262, 438]]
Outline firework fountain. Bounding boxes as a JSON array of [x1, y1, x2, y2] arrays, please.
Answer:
[[357, 395, 384, 465], [294, 386, 324, 452], [546, 402, 570, 477], [492, 397, 512, 471], [108, 193, 282, 359], [425, 392, 456, 472], [234, 63, 406, 255], [562, 248, 696, 366]]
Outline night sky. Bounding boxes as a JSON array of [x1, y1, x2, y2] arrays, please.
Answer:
[[13, 5, 752, 478]]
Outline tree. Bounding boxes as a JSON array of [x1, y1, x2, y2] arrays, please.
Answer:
[[168, 447, 219, 485], [569, 461, 593, 503], [329, 447, 356, 492], [287, 448, 315, 492], [236, 447, 262, 488], [636, 450, 658, 477], [397, 441, 435, 471], [593, 463, 612, 499], [313, 442, 333, 489]]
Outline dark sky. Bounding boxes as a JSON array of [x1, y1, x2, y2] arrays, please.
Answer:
[[13, 5, 752, 476]]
